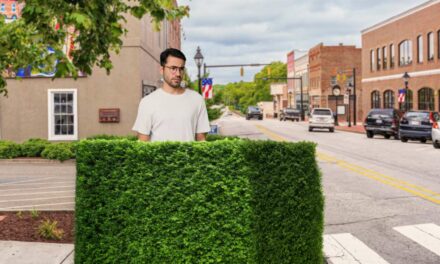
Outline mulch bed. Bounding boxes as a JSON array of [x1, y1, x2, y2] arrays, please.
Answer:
[[0, 211, 74, 243]]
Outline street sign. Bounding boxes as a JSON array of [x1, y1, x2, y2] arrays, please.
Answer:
[[208, 125, 219, 135]]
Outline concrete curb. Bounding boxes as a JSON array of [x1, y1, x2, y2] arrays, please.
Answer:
[[0, 158, 75, 164]]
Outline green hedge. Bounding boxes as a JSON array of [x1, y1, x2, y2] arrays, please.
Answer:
[[75, 140, 323, 263], [0, 140, 21, 159], [41, 143, 75, 161], [20, 138, 50, 157]]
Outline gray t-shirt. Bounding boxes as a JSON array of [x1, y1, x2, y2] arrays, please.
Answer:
[[132, 88, 210, 142]]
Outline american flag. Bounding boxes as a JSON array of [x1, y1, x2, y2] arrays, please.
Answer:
[[398, 89, 406, 103], [202, 78, 213, 99]]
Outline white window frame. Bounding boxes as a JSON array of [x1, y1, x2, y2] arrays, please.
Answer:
[[47, 89, 78, 141]]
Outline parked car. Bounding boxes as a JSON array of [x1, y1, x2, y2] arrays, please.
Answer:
[[399, 111, 439, 143], [279, 108, 301, 122], [246, 106, 263, 120], [308, 108, 334, 132], [432, 112, 440, 149], [364, 108, 403, 139]]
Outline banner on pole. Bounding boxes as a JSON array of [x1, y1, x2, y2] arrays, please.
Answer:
[[398, 89, 406, 103], [202, 78, 213, 99]]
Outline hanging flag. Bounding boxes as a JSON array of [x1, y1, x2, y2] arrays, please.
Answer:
[[202, 78, 213, 99], [398, 89, 406, 103]]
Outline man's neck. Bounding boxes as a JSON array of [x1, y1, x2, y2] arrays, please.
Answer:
[[162, 85, 185, 95]]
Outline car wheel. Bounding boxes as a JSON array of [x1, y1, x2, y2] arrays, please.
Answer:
[[384, 135, 391, 139], [401, 137, 408, 143], [308, 127, 313, 132], [246, 117, 250, 120], [329, 128, 335, 133], [366, 131, 374, 138], [420, 138, 427, 143], [434, 141, 440, 149]]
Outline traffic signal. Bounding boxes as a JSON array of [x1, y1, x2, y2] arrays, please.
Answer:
[[240, 67, 244, 77]]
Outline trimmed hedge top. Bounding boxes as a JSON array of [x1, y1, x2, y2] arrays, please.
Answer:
[[75, 139, 323, 264]]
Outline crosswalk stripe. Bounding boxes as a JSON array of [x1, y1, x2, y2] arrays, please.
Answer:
[[324, 233, 389, 264], [394, 223, 440, 256]]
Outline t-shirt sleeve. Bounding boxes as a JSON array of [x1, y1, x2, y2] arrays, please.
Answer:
[[132, 100, 152, 135], [196, 99, 211, 134]]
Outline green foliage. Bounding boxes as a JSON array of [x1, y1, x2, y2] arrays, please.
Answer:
[[41, 143, 75, 161], [20, 138, 50, 157], [38, 219, 64, 240], [75, 140, 323, 263], [219, 61, 287, 113], [207, 108, 222, 121], [0, 0, 189, 96], [0, 140, 22, 159], [30, 208, 40, 219], [205, 135, 240, 141], [86, 134, 138, 141]]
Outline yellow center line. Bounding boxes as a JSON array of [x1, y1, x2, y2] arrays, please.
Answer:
[[254, 124, 440, 206]]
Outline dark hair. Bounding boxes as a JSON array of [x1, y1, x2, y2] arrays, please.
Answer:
[[160, 48, 186, 66]]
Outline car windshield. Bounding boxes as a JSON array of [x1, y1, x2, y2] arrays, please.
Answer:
[[369, 109, 393, 118], [249, 107, 260, 111], [313, 109, 331, 116], [404, 112, 429, 120], [285, 109, 298, 113]]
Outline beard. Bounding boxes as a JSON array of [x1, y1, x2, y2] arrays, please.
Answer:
[[164, 75, 182, 89]]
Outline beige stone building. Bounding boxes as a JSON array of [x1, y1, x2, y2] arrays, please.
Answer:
[[270, 83, 288, 118], [0, 13, 181, 142], [361, 0, 440, 115]]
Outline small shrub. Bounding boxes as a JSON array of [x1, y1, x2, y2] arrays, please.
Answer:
[[0, 140, 21, 159], [207, 107, 222, 121], [87, 134, 137, 141], [20, 138, 50, 157], [206, 134, 240, 141], [41, 143, 74, 161], [38, 219, 64, 240], [16, 211, 23, 219], [30, 208, 40, 219]]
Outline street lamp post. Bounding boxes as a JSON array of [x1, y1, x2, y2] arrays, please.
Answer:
[[348, 83, 353, 127], [194, 46, 204, 94], [332, 85, 341, 126], [403, 72, 410, 111], [288, 90, 292, 108]]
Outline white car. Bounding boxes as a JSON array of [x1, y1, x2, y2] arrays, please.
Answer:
[[431, 112, 440, 149], [309, 108, 335, 132]]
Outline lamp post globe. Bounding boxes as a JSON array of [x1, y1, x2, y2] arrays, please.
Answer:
[[194, 46, 204, 94]]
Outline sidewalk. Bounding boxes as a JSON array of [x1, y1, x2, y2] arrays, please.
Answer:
[[0, 241, 73, 264], [335, 122, 365, 134]]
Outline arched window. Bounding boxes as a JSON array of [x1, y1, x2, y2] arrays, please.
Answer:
[[428, 32, 434, 61], [371, 91, 381, 109], [418, 87, 434, 110], [383, 90, 395, 108], [399, 40, 413, 66], [399, 90, 413, 111]]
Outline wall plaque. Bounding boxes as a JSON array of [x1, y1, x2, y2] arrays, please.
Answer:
[[99, 108, 120, 123]]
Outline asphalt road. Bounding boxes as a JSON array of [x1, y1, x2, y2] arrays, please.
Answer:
[[0, 161, 75, 211], [219, 112, 440, 264]]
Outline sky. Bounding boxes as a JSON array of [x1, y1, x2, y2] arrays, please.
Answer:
[[179, 0, 428, 84]]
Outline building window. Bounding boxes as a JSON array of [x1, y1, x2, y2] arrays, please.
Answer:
[[383, 90, 395, 108], [417, 35, 423, 63], [382, 46, 387, 70], [1, 4, 5, 12], [399, 90, 413, 110], [377, 48, 381, 70], [370, 50, 375, 71], [438, 31, 440, 59], [48, 89, 78, 141], [142, 84, 157, 97], [418, 87, 434, 110], [371, 91, 381, 109], [390, 44, 395, 68], [12, 3, 16, 12], [399, 40, 413, 66], [428, 32, 434, 61]]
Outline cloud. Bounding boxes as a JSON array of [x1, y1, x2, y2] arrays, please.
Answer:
[[180, 0, 427, 84]]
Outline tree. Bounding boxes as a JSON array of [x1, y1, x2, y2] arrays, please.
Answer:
[[0, 0, 189, 96]]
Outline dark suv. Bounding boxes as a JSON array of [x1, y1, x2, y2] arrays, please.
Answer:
[[399, 111, 438, 143], [246, 106, 263, 120], [364, 108, 403, 139], [279, 108, 301, 121]]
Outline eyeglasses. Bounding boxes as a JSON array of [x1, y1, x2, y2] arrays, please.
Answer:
[[164, 66, 185, 74]]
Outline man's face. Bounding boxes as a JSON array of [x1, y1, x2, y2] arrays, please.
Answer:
[[161, 56, 185, 89]]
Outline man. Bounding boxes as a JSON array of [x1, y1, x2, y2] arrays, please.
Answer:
[[132, 48, 210, 142]]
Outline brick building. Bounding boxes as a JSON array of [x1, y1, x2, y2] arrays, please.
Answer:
[[361, 0, 440, 115], [0, 5, 181, 142], [308, 43, 362, 122]]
